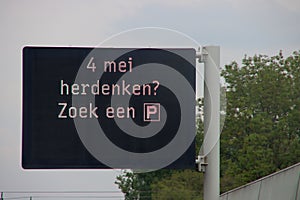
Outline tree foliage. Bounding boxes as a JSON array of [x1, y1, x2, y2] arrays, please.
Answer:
[[151, 170, 203, 200], [115, 50, 300, 198], [115, 170, 173, 200], [220, 50, 300, 191]]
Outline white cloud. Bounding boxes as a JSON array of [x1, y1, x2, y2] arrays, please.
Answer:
[[148, 0, 206, 7], [0, 0, 146, 45], [225, 0, 300, 11], [275, 0, 300, 11]]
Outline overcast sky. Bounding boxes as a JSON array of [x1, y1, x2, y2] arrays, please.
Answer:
[[0, 0, 299, 199]]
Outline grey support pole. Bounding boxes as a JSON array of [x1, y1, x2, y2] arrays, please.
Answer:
[[203, 46, 220, 200]]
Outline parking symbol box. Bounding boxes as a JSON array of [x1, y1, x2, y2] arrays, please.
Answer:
[[144, 103, 160, 122]]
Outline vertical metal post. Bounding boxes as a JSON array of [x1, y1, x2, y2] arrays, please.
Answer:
[[1, 192, 3, 200], [203, 46, 220, 200]]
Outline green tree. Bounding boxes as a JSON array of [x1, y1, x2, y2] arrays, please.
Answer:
[[151, 170, 203, 200], [115, 170, 173, 200], [221, 51, 300, 191]]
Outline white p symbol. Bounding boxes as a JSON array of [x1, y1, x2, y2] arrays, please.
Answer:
[[147, 106, 157, 119], [144, 103, 160, 122]]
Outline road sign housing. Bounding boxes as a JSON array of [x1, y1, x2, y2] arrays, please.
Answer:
[[22, 47, 196, 170]]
